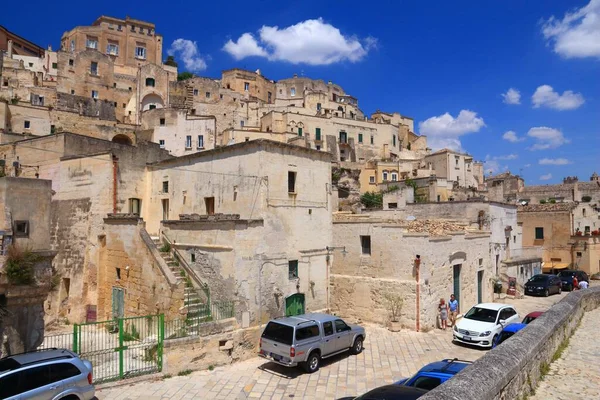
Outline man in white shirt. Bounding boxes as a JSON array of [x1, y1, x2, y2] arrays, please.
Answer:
[[578, 280, 589, 289]]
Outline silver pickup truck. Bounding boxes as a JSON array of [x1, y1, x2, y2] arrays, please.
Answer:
[[259, 313, 366, 373]]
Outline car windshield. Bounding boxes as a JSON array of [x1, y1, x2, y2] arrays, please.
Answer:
[[522, 316, 536, 324], [528, 275, 548, 282], [557, 271, 575, 278], [464, 307, 498, 323], [261, 322, 293, 345]]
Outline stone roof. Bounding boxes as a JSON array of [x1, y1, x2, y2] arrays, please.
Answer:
[[332, 213, 472, 236], [518, 203, 576, 212]]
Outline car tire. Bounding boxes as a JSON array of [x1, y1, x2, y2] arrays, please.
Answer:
[[558, 286, 562, 294], [544, 289, 549, 297], [492, 334, 499, 348], [302, 352, 320, 373], [350, 337, 363, 355]]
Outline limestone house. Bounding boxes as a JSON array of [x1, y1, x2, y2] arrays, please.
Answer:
[[0, 177, 56, 355], [144, 139, 333, 326], [518, 174, 600, 204], [331, 213, 493, 331], [423, 148, 483, 191]]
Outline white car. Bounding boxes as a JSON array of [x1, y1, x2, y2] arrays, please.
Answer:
[[453, 303, 519, 348]]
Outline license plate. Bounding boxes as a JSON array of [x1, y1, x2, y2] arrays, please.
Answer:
[[463, 336, 471, 341], [272, 353, 282, 361]]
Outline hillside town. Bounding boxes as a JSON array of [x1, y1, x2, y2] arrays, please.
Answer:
[[1, 12, 599, 400]]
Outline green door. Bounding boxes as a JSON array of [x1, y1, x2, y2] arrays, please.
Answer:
[[477, 270, 484, 304], [453, 265, 461, 306], [285, 293, 305, 316], [112, 287, 124, 319]]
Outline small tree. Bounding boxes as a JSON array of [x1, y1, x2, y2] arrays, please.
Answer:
[[177, 72, 194, 81], [582, 196, 592, 203], [384, 293, 403, 322], [4, 245, 41, 285], [360, 191, 383, 208], [164, 55, 178, 68]]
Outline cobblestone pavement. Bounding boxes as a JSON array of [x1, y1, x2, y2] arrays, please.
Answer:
[[530, 305, 600, 400], [97, 292, 567, 400]]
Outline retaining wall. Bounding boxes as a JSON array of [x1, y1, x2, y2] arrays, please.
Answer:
[[422, 287, 600, 399]]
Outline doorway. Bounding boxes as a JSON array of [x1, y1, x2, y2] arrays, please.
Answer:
[[205, 197, 215, 215], [285, 293, 305, 317], [453, 264, 461, 306], [477, 270, 484, 304], [161, 199, 169, 221]]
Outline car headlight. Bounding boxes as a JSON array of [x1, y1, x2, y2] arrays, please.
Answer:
[[479, 331, 491, 337], [453, 325, 458, 332], [537, 287, 544, 290]]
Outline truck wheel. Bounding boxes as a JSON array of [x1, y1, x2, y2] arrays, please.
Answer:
[[350, 337, 363, 355], [302, 352, 320, 373]]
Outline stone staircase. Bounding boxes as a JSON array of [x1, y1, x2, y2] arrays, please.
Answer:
[[151, 237, 208, 328]]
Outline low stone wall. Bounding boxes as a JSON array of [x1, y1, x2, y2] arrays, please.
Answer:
[[422, 287, 600, 400], [163, 320, 261, 375]]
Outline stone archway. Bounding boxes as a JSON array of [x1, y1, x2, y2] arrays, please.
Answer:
[[141, 93, 164, 111], [112, 134, 133, 145]]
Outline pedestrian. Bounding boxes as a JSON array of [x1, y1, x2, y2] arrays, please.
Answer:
[[439, 298, 448, 330], [572, 275, 579, 291], [448, 294, 459, 327], [579, 279, 589, 289]]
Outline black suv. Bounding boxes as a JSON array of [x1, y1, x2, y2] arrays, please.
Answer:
[[557, 270, 589, 291]]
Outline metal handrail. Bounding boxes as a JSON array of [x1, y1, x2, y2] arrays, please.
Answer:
[[160, 231, 208, 292]]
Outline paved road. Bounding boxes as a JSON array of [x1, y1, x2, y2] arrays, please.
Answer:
[[97, 292, 566, 400], [530, 305, 600, 400]]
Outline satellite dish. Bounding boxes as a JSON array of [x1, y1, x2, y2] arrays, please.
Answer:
[[406, 216, 416, 221]]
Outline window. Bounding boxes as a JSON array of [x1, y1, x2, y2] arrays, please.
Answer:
[[68, 58, 74, 67], [382, 171, 389, 181], [135, 46, 147, 59], [86, 37, 98, 49], [295, 325, 320, 341], [0, 371, 20, 398], [455, 157, 459, 166], [360, 235, 371, 255], [117, 24, 122, 31], [583, 209, 586, 217], [334, 319, 350, 332], [388, 202, 398, 209], [268, 92, 272, 103], [139, 27, 145, 34], [369, 176, 375, 184], [577, 252, 582, 258], [393, 135, 397, 147], [129, 198, 141, 215], [145, 77, 155, 87], [107, 42, 119, 55], [14, 220, 29, 237], [52, 62, 58, 69], [240, 120, 245, 128], [149, 105, 156, 110], [391, 172, 398, 182], [193, 89, 199, 96], [358, 133, 363, 143], [185, 135, 192, 149], [370, 135, 374, 145], [315, 128, 321, 141], [205, 92, 211, 99], [288, 260, 298, 279], [197, 135, 204, 149], [17, 365, 52, 394], [91, 90, 99, 99], [70, 40, 75, 52], [298, 127, 303, 137], [323, 321, 334, 336], [71, 89, 75, 95], [162, 181, 169, 193], [24, 120, 31, 129], [191, 253, 196, 263], [28, 62, 33, 67], [205, 197, 215, 215], [288, 171, 297, 193], [159, 140, 165, 148], [535, 227, 544, 240], [50, 363, 81, 383], [339, 131, 347, 143], [411, 377, 442, 391], [159, 118, 165, 126], [290, 87, 296, 96], [244, 82, 249, 91], [90, 61, 98, 75], [317, 103, 321, 111]]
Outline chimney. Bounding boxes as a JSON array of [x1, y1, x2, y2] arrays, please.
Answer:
[[7, 40, 13, 57]]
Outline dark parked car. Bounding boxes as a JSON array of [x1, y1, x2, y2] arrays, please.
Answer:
[[524, 274, 561, 297], [339, 384, 428, 400], [557, 270, 589, 291], [492, 323, 527, 348]]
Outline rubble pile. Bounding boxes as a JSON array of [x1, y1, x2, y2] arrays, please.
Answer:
[[404, 220, 467, 236]]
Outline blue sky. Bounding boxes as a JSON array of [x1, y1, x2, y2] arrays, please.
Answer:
[[3, 0, 599, 184]]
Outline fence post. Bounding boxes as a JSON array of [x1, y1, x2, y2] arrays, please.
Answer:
[[157, 314, 164, 372], [118, 318, 124, 380], [72, 324, 79, 353]]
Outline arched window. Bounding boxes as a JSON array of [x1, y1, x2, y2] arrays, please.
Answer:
[[382, 171, 389, 181], [145, 77, 155, 87], [391, 172, 398, 182]]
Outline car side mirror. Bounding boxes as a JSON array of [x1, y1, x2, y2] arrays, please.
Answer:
[[499, 319, 506, 326]]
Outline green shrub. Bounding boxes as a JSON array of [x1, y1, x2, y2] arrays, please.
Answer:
[[360, 191, 383, 208], [539, 199, 547, 204], [122, 325, 140, 341], [4, 246, 41, 285], [582, 196, 592, 202], [549, 199, 556, 204], [159, 243, 171, 253], [177, 369, 193, 376]]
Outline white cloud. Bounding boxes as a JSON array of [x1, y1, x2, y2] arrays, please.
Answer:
[[484, 159, 501, 175], [502, 88, 521, 105], [168, 39, 208, 72], [539, 158, 572, 165], [222, 33, 268, 60], [418, 110, 485, 151], [495, 154, 519, 160], [540, 173, 553, 181], [532, 85, 585, 110], [502, 130, 526, 143], [541, 0, 600, 59], [527, 127, 570, 151], [524, 164, 532, 168], [223, 18, 376, 65]]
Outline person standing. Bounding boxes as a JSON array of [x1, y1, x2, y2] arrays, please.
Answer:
[[439, 298, 449, 330], [579, 279, 589, 289], [448, 294, 459, 327], [572, 275, 579, 291]]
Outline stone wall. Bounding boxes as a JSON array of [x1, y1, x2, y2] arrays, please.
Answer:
[[421, 287, 600, 400]]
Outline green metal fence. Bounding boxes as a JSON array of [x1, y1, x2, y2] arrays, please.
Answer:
[[38, 332, 73, 350], [165, 300, 235, 340]]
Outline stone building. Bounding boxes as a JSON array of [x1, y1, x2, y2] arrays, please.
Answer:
[[486, 172, 525, 203], [0, 25, 45, 57], [144, 139, 333, 326], [331, 213, 493, 330], [0, 177, 56, 355], [518, 175, 600, 204], [423, 148, 481, 190]]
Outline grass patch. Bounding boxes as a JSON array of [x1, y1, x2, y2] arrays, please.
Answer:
[[159, 243, 171, 253], [539, 362, 550, 378], [177, 369, 193, 376], [4, 245, 42, 285], [163, 374, 172, 379], [208, 365, 214, 371]]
